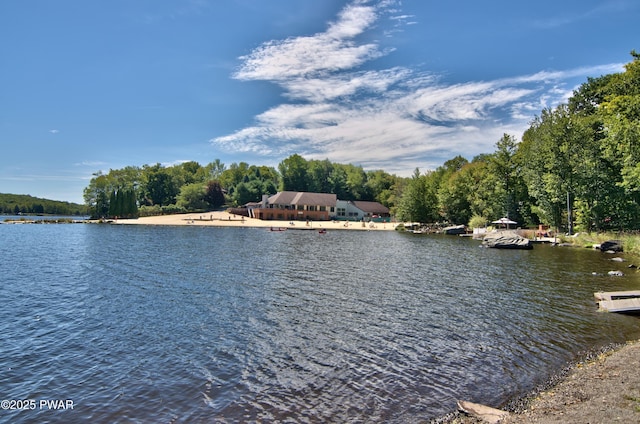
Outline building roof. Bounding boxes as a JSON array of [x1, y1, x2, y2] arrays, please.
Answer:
[[350, 200, 390, 214], [268, 191, 337, 206]]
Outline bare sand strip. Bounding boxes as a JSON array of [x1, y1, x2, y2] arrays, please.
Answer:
[[113, 210, 398, 231]]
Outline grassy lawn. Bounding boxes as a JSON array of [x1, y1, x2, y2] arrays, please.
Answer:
[[558, 232, 640, 259]]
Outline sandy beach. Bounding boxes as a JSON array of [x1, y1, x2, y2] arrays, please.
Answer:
[[113, 210, 398, 231]]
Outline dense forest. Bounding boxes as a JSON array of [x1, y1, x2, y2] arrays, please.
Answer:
[[84, 52, 640, 232], [0, 193, 88, 216]]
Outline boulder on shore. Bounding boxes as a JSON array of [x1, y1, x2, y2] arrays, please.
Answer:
[[482, 231, 533, 250], [600, 240, 623, 253]]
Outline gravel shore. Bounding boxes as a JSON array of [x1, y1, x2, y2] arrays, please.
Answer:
[[447, 340, 640, 423]]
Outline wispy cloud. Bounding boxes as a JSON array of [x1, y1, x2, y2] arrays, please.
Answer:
[[531, 0, 638, 29], [233, 2, 384, 81], [74, 160, 107, 167], [162, 159, 194, 167], [212, 0, 625, 175], [0, 173, 86, 182]]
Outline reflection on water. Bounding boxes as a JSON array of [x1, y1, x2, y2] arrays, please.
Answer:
[[1, 224, 639, 423]]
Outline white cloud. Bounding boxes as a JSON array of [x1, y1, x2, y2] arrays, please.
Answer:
[[282, 68, 411, 102], [49, 129, 60, 134], [212, 0, 626, 176], [233, 3, 384, 81]]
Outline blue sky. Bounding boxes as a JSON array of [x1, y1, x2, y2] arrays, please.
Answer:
[[1, 0, 638, 204]]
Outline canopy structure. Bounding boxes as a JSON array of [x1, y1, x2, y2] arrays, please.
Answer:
[[492, 217, 517, 229]]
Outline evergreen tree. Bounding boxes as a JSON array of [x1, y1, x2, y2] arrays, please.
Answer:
[[204, 181, 226, 208], [108, 190, 117, 218]]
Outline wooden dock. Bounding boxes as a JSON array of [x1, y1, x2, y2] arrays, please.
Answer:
[[595, 291, 640, 313]]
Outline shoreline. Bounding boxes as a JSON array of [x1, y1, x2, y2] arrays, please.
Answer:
[[446, 339, 640, 423], [109, 210, 398, 231]]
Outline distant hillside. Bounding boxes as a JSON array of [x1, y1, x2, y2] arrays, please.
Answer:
[[0, 193, 88, 216]]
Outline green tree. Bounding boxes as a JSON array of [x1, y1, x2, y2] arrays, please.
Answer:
[[517, 54, 640, 231], [232, 182, 257, 206], [520, 106, 582, 231], [176, 183, 208, 211], [365, 169, 398, 207], [141, 164, 179, 206], [124, 188, 138, 218], [600, 52, 640, 210], [105, 188, 137, 218], [466, 157, 499, 221], [328, 166, 349, 199], [396, 169, 437, 222], [343, 164, 370, 200], [488, 134, 530, 222], [437, 166, 472, 224], [205, 159, 226, 180], [171, 161, 205, 187], [108, 190, 117, 217], [279, 154, 309, 192], [307, 159, 334, 193], [219, 162, 250, 195], [83, 171, 111, 218]]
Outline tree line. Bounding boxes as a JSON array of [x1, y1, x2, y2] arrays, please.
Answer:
[[84, 52, 640, 232], [396, 51, 640, 232], [83, 157, 401, 219], [0, 193, 88, 216]]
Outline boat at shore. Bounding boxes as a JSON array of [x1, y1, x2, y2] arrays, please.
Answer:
[[482, 231, 533, 249], [442, 224, 466, 235]]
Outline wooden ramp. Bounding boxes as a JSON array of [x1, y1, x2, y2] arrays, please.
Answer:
[[595, 291, 640, 313]]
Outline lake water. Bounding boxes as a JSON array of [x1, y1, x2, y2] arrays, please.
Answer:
[[2, 224, 640, 423]]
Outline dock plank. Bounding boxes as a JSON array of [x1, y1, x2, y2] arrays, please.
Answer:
[[598, 298, 640, 313], [594, 290, 640, 301]]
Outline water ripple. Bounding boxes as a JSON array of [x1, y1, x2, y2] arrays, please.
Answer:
[[2, 226, 640, 422]]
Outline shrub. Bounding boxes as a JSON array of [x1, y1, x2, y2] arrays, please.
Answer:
[[468, 215, 487, 229]]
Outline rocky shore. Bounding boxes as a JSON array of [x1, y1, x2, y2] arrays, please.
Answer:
[[444, 340, 640, 423]]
